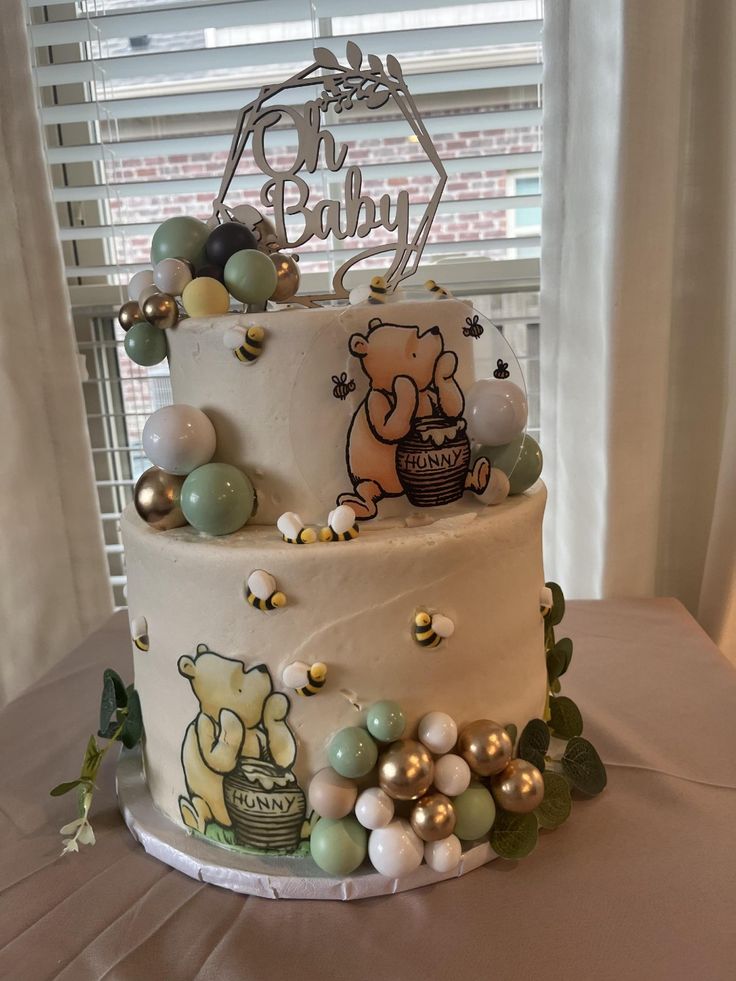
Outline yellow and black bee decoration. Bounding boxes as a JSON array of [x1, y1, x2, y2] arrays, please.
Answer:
[[493, 359, 511, 379], [463, 314, 484, 339], [131, 615, 149, 652], [332, 372, 356, 401], [282, 660, 328, 697], [413, 610, 455, 648], [368, 275, 389, 304], [223, 324, 265, 364], [245, 569, 286, 612], [277, 511, 317, 545], [424, 279, 451, 299], [319, 504, 360, 542]]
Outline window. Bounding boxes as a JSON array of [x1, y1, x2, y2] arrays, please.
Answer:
[[26, 0, 543, 606]]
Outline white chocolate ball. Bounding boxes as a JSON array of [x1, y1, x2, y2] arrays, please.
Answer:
[[368, 819, 424, 878], [128, 269, 155, 303], [466, 378, 528, 447], [154, 257, 193, 296], [417, 712, 458, 755], [355, 787, 394, 830], [424, 834, 462, 873], [433, 754, 472, 797], [308, 768, 357, 820], [142, 404, 216, 476]]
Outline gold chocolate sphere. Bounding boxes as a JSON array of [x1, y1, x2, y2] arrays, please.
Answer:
[[491, 759, 545, 813], [118, 300, 145, 332], [269, 252, 300, 302], [142, 291, 179, 330], [134, 466, 187, 530], [378, 739, 434, 801], [410, 792, 456, 842], [458, 720, 513, 777]]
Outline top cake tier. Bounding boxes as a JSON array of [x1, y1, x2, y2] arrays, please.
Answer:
[[166, 297, 520, 525]]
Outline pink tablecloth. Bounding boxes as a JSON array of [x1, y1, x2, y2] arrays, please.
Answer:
[[1, 599, 735, 981]]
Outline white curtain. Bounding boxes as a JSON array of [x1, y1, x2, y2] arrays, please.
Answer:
[[541, 0, 736, 662], [0, 4, 113, 706]]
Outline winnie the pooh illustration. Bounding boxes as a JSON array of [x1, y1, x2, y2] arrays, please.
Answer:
[[177, 643, 298, 835], [337, 317, 490, 518]]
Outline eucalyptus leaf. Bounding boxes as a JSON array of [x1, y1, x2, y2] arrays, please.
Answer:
[[103, 669, 128, 708], [504, 723, 518, 748], [551, 678, 561, 694], [549, 696, 583, 739], [490, 810, 538, 860], [120, 690, 143, 749], [50, 779, 85, 797], [535, 771, 572, 829], [81, 735, 102, 781], [561, 737, 607, 796], [545, 581, 566, 626], [518, 719, 550, 765], [99, 675, 117, 735]]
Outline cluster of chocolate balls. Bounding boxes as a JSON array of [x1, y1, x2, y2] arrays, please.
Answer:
[[308, 702, 545, 879], [118, 212, 300, 368]]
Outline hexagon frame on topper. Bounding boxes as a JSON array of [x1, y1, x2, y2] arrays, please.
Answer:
[[211, 42, 447, 306]]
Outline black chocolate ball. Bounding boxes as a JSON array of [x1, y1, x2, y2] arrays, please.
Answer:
[[195, 262, 225, 284], [205, 222, 258, 268]]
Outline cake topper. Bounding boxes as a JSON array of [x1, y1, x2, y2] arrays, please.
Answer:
[[212, 43, 447, 305]]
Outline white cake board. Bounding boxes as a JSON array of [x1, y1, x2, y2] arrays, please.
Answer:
[[116, 748, 499, 901]]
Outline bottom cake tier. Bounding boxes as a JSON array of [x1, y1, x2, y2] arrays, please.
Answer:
[[121, 485, 548, 857]]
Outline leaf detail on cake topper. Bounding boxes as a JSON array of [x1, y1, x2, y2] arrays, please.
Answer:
[[313, 47, 341, 70], [367, 53, 383, 73], [346, 41, 362, 70], [385, 54, 403, 82]]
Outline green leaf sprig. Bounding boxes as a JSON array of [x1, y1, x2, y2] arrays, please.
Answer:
[[50, 668, 143, 855], [489, 585, 607, 860]]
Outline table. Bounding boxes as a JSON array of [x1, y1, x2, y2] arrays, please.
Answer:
[[1, 600, 735, 981]]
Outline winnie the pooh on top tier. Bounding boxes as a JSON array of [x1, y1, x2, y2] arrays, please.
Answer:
[[338, 317, 491, 518]]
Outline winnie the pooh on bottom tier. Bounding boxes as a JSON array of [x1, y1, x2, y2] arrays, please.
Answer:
[[338, 317, 490, 518], [177, 644, 301, 846]]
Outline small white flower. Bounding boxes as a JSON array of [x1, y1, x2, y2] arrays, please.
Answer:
[[77, 822, 96, 846], [59, 818, 84, 835], [61, 838, 79, 855]]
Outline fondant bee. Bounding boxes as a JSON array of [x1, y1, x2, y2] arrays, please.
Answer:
[[223, 324, 265, 364], [245, 569, 286, 612], [277, 511, 317, 545], [493, 359, 510, 379], [131, 615, 149, 652], [319, 504, 360, 542], [368, 275, 389, 304], [332, 372, 356, 401], [463, 314, 484, 339], [282, 660, 328, 697], [413, 611, 455, 648], [424, 279, 451, 298]]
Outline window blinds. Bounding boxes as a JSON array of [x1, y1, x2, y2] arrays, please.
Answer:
[[28, 0, 542, 307]]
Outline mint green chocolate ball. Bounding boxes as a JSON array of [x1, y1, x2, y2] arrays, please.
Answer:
[[328, 727, 378, 779], [310, 816, 367, 876], [452, 782, 496, 841], [151, 216, 209, 268], [180, 463, 255, 536], [123, 321, 167, 366], [224, 249, 278, 304], [366, 701, 406, 742], [480, 433, 543, 495]]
